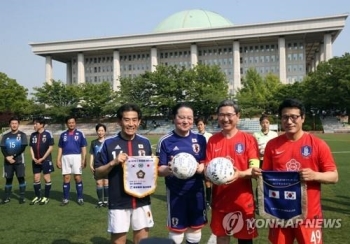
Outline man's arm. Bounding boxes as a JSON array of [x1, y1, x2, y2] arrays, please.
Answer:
[[81, 146, 87, 168], [299, 169, 338, 184], [95, 151, 127, 178], [56, 147, 63, 169]]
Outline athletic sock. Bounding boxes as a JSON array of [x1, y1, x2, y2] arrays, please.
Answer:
[[63, 182, 70, 200], [45, 182, 52, 198]]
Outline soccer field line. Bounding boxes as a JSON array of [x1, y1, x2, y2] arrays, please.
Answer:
[[331, 151, 350, 154]]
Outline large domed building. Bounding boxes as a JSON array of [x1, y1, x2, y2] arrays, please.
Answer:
[[30, 9, 348, 93]]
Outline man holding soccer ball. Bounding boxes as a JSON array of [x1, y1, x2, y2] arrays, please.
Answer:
[[157, 103, 207, 244], [205, 100, 260, 244]]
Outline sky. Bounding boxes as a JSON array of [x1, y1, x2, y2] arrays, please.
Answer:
[[1, 0, 349, 95]]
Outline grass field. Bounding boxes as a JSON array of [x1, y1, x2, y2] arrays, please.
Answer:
[[0, 133, 349, 244]]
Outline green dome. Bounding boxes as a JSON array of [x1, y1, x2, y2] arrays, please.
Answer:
[[154, 9, 233, 33]]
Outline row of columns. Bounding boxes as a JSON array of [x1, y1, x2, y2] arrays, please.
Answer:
[[44, 34, 333, 91]]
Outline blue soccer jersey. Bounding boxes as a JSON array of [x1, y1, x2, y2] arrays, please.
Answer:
[[58, 129, 87, 155], [94, 132, 152, 209], [30, 130, 54, 161], [156, 130, 207, 195], [89, 139, 103, 158], [1, 131, 28, 164]]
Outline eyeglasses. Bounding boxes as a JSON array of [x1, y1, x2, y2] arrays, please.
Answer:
[[218, 113, 236, 119], [281, 114, 301, 122]]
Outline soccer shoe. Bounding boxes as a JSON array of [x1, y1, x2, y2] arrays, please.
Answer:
[[77, 199, 84, 206], [0, 198, 10, 204], [95, 201, 104, 208], [29, 197, 41, 205], [19, 198, 26, 204], [39, 197, 49, 205], [206, 201, 211, 210], [60, 199, 69, 206], [103, 201, 108, 207]]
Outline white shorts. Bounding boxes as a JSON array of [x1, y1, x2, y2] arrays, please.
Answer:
[[108, 205, 154, 233], [62, 154, 82, 175]]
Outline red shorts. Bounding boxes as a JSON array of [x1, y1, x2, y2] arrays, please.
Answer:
[[210, 209, 258, 239], [269, 225, 322, 244]]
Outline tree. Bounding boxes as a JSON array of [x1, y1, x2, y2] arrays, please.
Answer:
[[236, 69, 282, 116], [119, 64, 228, 120], [0, 72, 30, 117], [304, 53, 350, 113], [80, 82, 119, 120], [32, 80, 81, 122]]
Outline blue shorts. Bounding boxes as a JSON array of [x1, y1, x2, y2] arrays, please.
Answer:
[[32, 160, 55, 175], [4, 163, 25, 178], [166, 187, 207, 232]]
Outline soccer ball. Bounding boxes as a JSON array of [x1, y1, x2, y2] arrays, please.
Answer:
[[206, 157, 235, 185], [171, 152, 198, 179]]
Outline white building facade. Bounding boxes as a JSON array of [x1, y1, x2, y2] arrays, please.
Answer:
[[30, 10, 348, 94]]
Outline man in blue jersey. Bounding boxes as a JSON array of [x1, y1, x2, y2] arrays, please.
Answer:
[[29, 117, 55, 205], [157, 103, 207, 244], [95, 103, 154, 244], [0, 117, 28, 204], [89, 123, 108, 207], [56, 116, 87, 206]]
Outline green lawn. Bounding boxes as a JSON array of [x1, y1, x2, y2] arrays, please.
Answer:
[[0, 134, 349, 243]]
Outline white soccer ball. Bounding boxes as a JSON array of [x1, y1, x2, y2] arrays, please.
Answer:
[[171, 152, 198, 179], [206, 157, 235, 185]]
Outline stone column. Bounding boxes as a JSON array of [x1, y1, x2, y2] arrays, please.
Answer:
[[66, 62, 72, 85], [151, 47, 158, 72], [77, 52, 85, 84], [113, 50, 120, 91], [45, 56, 52, 85], [233, 41, 241, 91], [278, 37, 287, 84], [190, 43, 198, 66], [324, 33, 332, 61]]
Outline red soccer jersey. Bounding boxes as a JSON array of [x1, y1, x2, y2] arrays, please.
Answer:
[[263, 132, 337, 220], [206, 131, 259, 212]]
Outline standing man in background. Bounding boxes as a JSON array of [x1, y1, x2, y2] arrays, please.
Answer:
[[195, 117, 213, 209], [56, 116, 87, 206], [29, 117, 54, 205], [0, 117, 28, 204]]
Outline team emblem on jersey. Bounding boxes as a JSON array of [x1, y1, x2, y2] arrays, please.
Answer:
[[235, 143, 244, 154], [286, 159, 301, 171], [192, 144, 200, 153], [300, 146, 311, 157], [16, 134, 21, 141], [171, 218, 179, 227], [74, 134, 79, 141], [138, 144, 144, 149], [138, 150, 146, 156], [136, 170, 145, 179]]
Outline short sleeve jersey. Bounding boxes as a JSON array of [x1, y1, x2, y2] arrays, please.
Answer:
[[262, 133, 337, 220], [1, 131, 28, 164], [253, 130, 278, 159], [156, 130, 207, 195], [58, 129, 87, 155], [89, 139, 103, 157], [206, 131, 259, 212], [94, 132, 152, 209], [29, 130, 54, 161]]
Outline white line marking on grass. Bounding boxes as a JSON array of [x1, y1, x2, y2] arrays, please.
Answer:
[[332, 151, 350, 154], [151, 144, 157, 149]]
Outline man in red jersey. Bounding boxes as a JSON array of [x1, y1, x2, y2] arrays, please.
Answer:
[[252, 98, 338, 244], [206, 100, 259, 244]]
